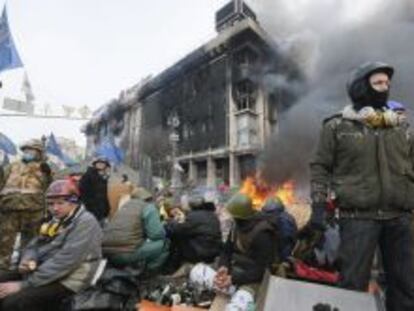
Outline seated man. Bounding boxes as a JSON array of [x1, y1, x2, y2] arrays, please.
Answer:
[[164, 196, 222, 273], [0, 179, 103, 311], [189, 193, 279, 311], [102, 186, 169, 271]]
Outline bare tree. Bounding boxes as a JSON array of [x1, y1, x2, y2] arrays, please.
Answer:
[[43, 103, 51, 116], [78, 105, 91, 119], [62, 105, 75, 118]]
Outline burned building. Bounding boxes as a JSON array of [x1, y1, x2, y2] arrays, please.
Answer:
[[83, 0, 303, 188]]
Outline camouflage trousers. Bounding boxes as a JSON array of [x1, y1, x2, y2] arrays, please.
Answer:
[[0, 209, 43, 270]]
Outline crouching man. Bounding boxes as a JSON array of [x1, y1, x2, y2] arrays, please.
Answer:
[[102, 186, 169, 272], [189, 193, 278, 311], [0, 179, 103, 311], [164, 196, 222, 273]]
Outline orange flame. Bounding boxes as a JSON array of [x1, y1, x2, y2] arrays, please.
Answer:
[[275, 181, 296, 206], [240, 177, 297, 210]]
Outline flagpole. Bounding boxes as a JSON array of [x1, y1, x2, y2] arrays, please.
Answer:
[[41, 134, 48, 219]]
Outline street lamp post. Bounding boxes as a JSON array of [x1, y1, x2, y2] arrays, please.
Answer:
[[167, 112, 181, 191]]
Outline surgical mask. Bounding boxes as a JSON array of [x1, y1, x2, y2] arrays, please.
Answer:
[[22, 152, 37, 163], [98, 169, 110, 179]]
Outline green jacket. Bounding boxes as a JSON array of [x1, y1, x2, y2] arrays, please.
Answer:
[[105, 202, 168, 270], [310, 113, 414, 214], [102, 198, 146, 253]]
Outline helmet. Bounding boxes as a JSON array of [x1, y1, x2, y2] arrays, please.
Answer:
[[20, 139, 44, 154], [188, 194, 204, 209], [92, 156, 111, 167], [346, 62, 394, 107], [226, 193, 257, 219], [46, 179, 80, 201], [347, 61, 394, 95]]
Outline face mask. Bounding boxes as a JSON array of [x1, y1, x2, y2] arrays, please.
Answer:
[[22, 152, 37, 163], [367, 84, 389, 110], [350, 79, 389, 111], [98, 169, 110, 179]]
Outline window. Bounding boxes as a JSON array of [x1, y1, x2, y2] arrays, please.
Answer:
[[234, 80, 256, 111], [182, 124, 189, 140], [234, 47, 257, 67]]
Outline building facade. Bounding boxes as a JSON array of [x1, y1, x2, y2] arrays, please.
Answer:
[[83, 0, 303, 188]]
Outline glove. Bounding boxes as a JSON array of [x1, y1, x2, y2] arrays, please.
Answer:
[[40, 162, 51, 175], [310, 202, 327, 231]]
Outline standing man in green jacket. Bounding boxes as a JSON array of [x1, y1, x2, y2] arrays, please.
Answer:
[[310, 62, 414, 311]]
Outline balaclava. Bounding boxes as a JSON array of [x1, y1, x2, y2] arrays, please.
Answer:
[[347, 62, 394, 111]]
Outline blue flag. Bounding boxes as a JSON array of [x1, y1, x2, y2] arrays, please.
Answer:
[[46, 133, 77, 167], [94, 135, 124, 166], [46, 133, 64, 158], [0, 132, 17, 155], [0, 6, 23, 73]]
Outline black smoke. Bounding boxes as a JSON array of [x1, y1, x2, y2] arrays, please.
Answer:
[[250, 0, 414, 195]]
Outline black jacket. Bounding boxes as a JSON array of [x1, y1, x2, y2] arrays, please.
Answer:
[[219, 215, 278, 286], [168, 203, 222, 263], [79, 167, 110, 221]]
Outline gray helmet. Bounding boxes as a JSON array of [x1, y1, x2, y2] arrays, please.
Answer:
[[92, 156, 111, 167], [347, 61, 394, 94], [347, 61, 394, 106], [188, 194, 204, 209]]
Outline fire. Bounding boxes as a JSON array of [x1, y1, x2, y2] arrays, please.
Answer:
[[240, 177, 297, 210], [275, 181, 296, 206]]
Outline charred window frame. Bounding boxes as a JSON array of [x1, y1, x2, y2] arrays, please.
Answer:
[[268, 93, 279, 122], [234, 80, 257, 111], [234, 47, 258, 67], [200, 121, 207, 134], [182, 124, 190, 140]]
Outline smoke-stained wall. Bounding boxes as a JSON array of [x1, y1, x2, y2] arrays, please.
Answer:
[[139, 56, 228, 176]]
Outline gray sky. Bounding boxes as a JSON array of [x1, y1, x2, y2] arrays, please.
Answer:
[[0, 0, 390, 147], [0, 0, 234, 145], [1, 0, 231, 110]]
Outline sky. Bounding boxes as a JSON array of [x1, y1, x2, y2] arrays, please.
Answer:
[[1, 0, 232, 109], [0, 0, 233, 146], [0, 0, 403, 149]]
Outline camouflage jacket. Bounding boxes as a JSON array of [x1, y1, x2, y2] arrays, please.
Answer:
[[0, 161, 52, 211]]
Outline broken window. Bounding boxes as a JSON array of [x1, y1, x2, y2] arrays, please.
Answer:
[[234, 80, 257, 111], [182, 124, 189, 140], [234, 47, 258, 67]]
